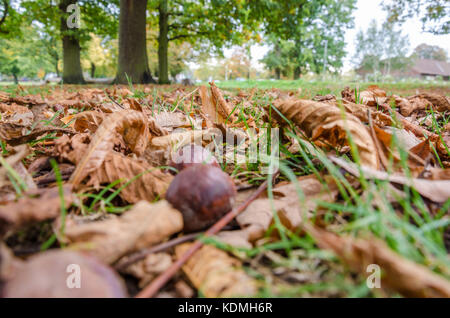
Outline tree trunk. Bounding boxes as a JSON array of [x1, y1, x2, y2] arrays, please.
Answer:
[[115, 0, 154, 84], [54, 61, 60, 77], [293, 66, 301, 80], [158, 0, 169, 84], [12, 73, 18, 84], [275, 68, 281, 80], [90, 62, 96, 78], [59, 0, 85, 84]]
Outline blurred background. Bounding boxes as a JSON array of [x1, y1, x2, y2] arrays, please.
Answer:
[[0, 0, 448, 86]]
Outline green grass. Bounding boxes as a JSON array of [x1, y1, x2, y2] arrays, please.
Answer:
[[208, 79, 450, 98]]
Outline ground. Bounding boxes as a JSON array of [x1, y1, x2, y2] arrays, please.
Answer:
[[0, 80, 449, 298]]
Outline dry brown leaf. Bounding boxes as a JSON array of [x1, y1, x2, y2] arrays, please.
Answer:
[[342, 101, 393, 127], [233, 175, 339, 243], [154, 111, 192, 130], [0, 145, 29, 188], [305, 225, 450, 298], [209, 82, 234, 121], [62, 111, 104, 133], [0, 104, 34, 141], [359, 86, 387, 106], [199, 85, 224, 124], [176, 243, 258, 297], [330, 156, 450, 203], [65, 200, 183, 264], [122, 252, 172, 288], [274, 99, 379, 168], [415, 93, 450, 112], [0, 185, 74, 237], [87, 151, 172, 203], [150, 129, 214, 150], [70, 110, 150, 187]]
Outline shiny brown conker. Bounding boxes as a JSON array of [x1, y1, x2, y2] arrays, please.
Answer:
[[165, 164, 236, 232], [169, 144, 219, 173], [3, 250, 128, 298]]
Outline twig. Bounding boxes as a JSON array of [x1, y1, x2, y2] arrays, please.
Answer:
[[107, 93, 125, 109], [171, 87, 199, 113], [114, 232, 201, 272], [135, 171, 279, 298]]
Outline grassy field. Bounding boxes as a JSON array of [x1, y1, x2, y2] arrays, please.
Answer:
[[209, 79, 450, 98]]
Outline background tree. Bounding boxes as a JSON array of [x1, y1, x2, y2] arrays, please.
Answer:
[[0, 25, 55, 82], [0, 0, 22, 36], [115, 0, 154, 84], [21, 0, 118, 84], [412, 43, 448, 61], [353, 20, 410, 79], [383, 0, 449, 35], [148, 0, 259, 84], [260, 0, 356, 79]]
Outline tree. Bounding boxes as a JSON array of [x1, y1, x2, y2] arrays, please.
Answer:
[[0, 25, 56, 81], [412, 43, 448, 61], [383, 0, 449, 35], [20, 0, 118, 83], [353, 20, 410, 79], [260, 0, 356, 79], [59, 0, 84, 84], [115, 0, 154, 84], [148, 0, 259, 84], [0, 0, 23, 37]]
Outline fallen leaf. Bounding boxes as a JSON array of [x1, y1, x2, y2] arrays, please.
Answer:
[[87, 151, 172, 203], [122, 252, 172, 288], [305, 225, 450, 298], [330, 156, 450, 203], [274, 99, 379, 168], [0, 185, 74, 237], [233, 175, 339, 243], [199, 85, 224, 124], [65, 200, 183, 264], [176, 243, 258, 297], [70, 110, 150, 187], [210, 82, 234, 121]]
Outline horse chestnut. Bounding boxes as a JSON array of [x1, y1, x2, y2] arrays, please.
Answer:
[[165, 165, 236, 232], [3, 250, 127, 298], [169, 144, 219, 173]]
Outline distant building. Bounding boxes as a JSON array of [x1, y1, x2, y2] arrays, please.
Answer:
[[406, 59, 450, 80], [356, 58, 450, 81]]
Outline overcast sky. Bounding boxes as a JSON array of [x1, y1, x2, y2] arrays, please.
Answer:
[[223, 0, 450, 72]]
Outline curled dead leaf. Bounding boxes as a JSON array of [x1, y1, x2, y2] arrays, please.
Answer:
[[65, 200, 183, 264], [274, 99, 379, 168], [70, 110, 150, 187], [330, 156, 450, 203], [209, 82, 234, 122], [176, 243, 258, 297], [88, 151, 173, 203], [305, 225, 450, 298]]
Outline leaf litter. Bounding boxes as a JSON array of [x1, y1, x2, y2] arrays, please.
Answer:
[[0, 83, 449, 298]]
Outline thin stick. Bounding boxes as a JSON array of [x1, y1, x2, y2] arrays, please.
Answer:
[[115, 232, 201, 272], [135, 172, 279, 298]]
